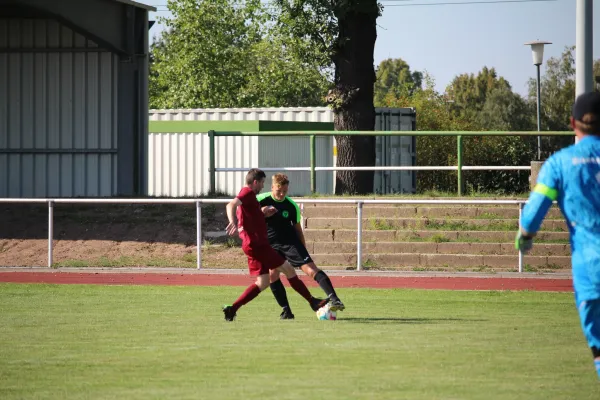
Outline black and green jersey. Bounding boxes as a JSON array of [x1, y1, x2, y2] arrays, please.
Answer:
[[257, 193, 301, 244]]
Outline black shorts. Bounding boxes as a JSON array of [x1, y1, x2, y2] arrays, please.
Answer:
[[271, 241, 313, 268]]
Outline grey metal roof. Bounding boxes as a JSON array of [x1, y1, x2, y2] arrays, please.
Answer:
[[111, 0, 157, 11]]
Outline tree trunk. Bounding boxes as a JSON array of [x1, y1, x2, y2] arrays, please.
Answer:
[[332, 3, 378, 195]]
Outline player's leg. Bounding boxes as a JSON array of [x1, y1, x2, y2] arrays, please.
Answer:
[[300, 262, 344, 311], [291, 242, 345, 311], [222, 250, 270, 321], [576, 296, 600, 379], [273, 243, 328, 311], [269, 268, 294, 319], [275, 260, 327, 312]]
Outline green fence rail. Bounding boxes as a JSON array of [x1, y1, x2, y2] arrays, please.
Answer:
[[208, 130, 573, 195]]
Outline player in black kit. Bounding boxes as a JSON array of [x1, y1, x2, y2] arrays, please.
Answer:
[[258, 173, 345, 319]]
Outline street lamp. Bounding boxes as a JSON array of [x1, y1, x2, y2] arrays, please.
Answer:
[[525, 40, 551, 160]]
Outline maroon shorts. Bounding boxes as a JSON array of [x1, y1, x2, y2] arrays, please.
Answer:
[[243, 244, 286, 276]]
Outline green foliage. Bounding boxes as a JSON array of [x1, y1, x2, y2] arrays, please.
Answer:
[[528, 46, 576, 132], [374, 58, 423, 106], [381, 74, 474, 192], [383, 71, 540, 194], [272, 0, 338, 70], [462, 135, 536, 194], [149, 0, 330, 109], [526, 47, 600, 159], [382, 73, 475, 131], [237, 35, 331, 107], [446, 67, 512, 123], [477, 86, 535, 131], [273, 0, 382, 72]]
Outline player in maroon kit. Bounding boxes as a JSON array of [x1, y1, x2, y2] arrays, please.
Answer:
[[222, 169, 326, 321]]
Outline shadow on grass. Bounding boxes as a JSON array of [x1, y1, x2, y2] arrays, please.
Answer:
[[339, 317, 487, 324]]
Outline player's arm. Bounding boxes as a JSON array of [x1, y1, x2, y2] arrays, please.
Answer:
[[520, 184, 557, 236], [516, 159, 560, 252], [261, 206, 278, 218], [257, 193, 277, 218], [225, 198, 242, 236]]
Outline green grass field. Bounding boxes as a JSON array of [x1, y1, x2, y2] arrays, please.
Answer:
[[0, 283, 598, 399]]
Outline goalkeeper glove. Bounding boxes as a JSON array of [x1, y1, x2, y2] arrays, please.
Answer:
[[515, 231, 533, 253]]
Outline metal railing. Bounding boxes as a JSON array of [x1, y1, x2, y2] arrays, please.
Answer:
[[208, 130, 573, 195], [0, 198, 535, 273]]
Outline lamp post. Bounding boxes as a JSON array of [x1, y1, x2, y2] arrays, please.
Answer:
[[525, 40, 551, 160]]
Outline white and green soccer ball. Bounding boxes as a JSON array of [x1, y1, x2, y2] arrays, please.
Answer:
[[316, 303, 337, 321]]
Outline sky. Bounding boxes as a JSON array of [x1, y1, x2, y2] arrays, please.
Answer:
[[142, 0, 599, 98]]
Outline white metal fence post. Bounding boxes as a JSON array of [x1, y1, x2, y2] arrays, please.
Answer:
[[300, 203, 305, 231], [196, 201, 202, 270], [357, 201, 363, 271], [518, 202, 524, 273], [48, 200, 54, 268]]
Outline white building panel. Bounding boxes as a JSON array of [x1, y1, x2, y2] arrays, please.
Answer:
[[149, 107, 415, 196], [0, 18, 118, 197]]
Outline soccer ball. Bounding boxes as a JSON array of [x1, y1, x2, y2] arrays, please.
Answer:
[[316, 303, 337, 321]]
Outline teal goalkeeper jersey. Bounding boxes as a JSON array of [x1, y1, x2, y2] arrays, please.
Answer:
[[521, 135, 600, 301]]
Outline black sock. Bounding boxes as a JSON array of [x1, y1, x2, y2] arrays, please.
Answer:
[[314, 270, 338, 299], [270, 279, 291, 309]]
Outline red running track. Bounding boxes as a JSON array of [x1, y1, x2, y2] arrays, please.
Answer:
[[0, 272, 573, 292]]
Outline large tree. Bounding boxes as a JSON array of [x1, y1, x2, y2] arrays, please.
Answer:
[[445, 67, 511, 123], [374, 58, 422, 106], [149, 0, 330, 109], [276, 0, 382, 194], [478, 87, 534, 131]]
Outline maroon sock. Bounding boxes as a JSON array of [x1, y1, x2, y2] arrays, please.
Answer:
[[232, 284, 261, 312], [288, 276, 313, 303]]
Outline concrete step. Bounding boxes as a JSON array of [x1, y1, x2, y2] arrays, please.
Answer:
[[308, 242, 571, 257], [302, 205, 563, 219], [303, 229, 570, 243], [311, 253, 570, 270], [305, 217, 568, 232]]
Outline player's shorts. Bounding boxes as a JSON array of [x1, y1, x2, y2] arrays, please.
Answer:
[[271, 241, 313, 268], [576, 295, 600, 349], [243, 244, 286, 276]]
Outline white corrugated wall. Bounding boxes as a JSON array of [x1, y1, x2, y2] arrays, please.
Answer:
[[148, 107, 415, 196], [149, 108, 333, 196], [0, 19, 118, 198], [148, 133, 259, 196]]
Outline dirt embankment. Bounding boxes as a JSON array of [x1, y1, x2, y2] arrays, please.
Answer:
[[0, 203, 246, 268]]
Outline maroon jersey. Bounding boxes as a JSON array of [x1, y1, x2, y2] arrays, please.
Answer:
[[236, 186, 269, 248]]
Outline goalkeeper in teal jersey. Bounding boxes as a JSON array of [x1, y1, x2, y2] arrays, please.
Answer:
[[516, 92, 600, 380]]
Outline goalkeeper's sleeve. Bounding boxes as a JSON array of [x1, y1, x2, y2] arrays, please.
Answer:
[[520, 158, 560, 235]]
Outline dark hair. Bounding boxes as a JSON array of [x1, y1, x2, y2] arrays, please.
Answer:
[[574, 115, 600, 135], [245, 168, 266, 185], [572, 92, 600, 134]]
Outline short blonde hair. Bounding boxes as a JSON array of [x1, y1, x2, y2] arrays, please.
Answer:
[[272, 173, 289, 187]]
